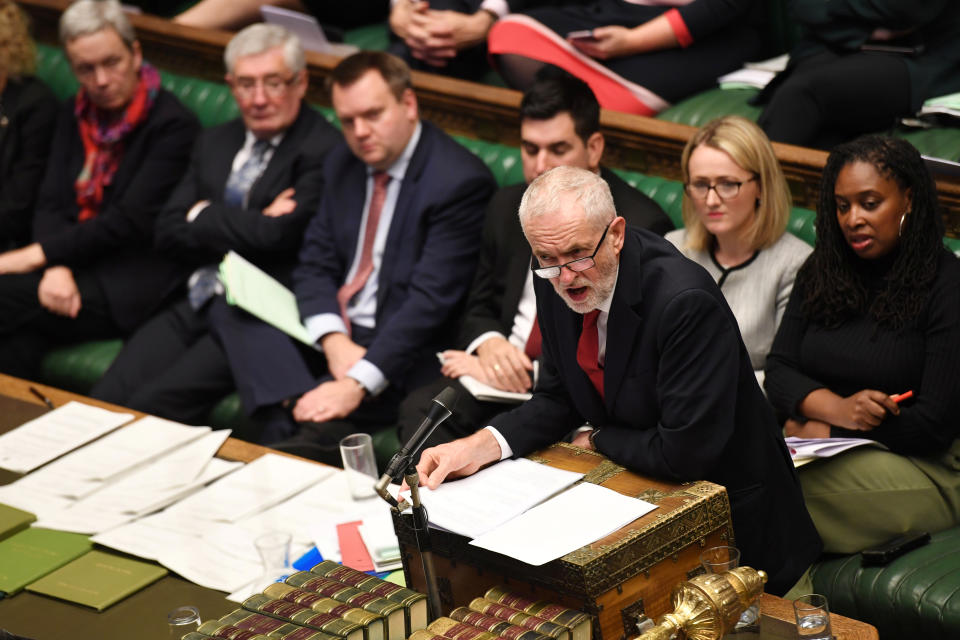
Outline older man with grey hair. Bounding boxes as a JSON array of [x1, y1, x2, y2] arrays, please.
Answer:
[[416, 165, 823, 597], [92, 24, 341, 430], [0, 0, 198, 379]]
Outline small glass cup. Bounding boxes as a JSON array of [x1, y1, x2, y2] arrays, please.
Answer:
[[793, 594, 832, 640], [255, 530, 292, 584], [340, 433, 378, 500], [167, 605, 200, 638], [699, 545, 759, 628]]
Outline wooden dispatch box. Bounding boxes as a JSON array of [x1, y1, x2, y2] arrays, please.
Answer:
[[393, 443, 735, 640]]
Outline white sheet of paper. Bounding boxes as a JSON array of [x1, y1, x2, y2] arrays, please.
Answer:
[[406, 458, 584, 539], [33, 503, 137, 535], [469, 482, 656, 565], [92, 520, 200, 562], [76, 456, 242, 516], [0, 483, 74, 519], [161, 452, 331, 522], [0, 401, 134, 473], [12, 417, 210, 499], [158, 536, 264, 593]]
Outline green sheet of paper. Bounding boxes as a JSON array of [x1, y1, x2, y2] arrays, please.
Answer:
[[0, 527, 92, 596], [219, 250, 314, 346], [0, 502, 36, 542], [27, 549, 167, 610]]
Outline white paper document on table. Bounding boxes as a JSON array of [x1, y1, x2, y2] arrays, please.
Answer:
[[469, 482, 657, 566], [13, 416, 211, 499], [0, 400, 134, 473], [160, 452, 331, 523], [407, 458, 584, 539]]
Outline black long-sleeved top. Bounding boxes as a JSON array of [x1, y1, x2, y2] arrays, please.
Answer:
[[765, 248, 960, 456]]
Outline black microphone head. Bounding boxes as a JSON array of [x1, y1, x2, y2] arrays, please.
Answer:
[[434, 386, 459, 414]]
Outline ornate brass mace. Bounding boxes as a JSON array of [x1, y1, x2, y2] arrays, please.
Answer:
[[637, 566, 767, 640]]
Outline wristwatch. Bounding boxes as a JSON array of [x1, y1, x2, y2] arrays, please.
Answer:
[[587, 428, 601, 450]]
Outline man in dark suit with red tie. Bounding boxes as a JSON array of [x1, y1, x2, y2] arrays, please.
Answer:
[[212, 51, 496, 461], [91, 24, 340, 424], [394, 73, 671, 451], [415, 166, 822, 597]]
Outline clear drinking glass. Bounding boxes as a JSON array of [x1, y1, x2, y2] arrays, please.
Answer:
[[340, 433, 378, 499], [699, 545, 759, 628], [793, 594, 832, 640], [167, 605, 200, 638], [255, 530, 292, 585]]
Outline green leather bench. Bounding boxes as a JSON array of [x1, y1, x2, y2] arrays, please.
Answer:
[[810, 527, 960, 640]]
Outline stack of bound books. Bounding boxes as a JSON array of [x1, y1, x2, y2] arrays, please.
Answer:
[[180, 561, 427, 640], [412, 586, 591, 640]]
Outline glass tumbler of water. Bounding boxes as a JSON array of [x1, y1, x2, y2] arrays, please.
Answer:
[[793, 593, 832, 640]]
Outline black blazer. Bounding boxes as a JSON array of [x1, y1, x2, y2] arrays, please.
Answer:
[[294, 121, 497, 390], [154, 103, 341, 285], [490, 227, 821, 595], [0, 77, 59, 248], [458, 166, 673, 347], [32, 89, 200, 332]]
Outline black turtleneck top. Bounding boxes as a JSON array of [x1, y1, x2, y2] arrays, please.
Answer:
[[764, 248, 960, 455]]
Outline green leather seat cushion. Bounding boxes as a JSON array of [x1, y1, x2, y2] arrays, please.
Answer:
[[810, 526, 960, 640]]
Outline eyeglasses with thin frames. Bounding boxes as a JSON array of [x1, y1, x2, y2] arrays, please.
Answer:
[[531, 220, 612, 279], [231, 74, 299, 99], [685, 176, 757, 200]]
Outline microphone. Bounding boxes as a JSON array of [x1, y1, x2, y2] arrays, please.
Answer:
[[375, 386, 459, 496]]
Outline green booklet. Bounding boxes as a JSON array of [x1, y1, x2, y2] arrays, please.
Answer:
[[0, 503, 36, 542], [0, 527, 91, 596], [27, 549, 168, 610]]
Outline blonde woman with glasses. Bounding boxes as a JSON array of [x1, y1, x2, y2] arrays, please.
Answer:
[[667, 115, 811, 386]]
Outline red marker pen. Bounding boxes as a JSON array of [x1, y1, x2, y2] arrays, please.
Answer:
[[891, 390, 914, 404]]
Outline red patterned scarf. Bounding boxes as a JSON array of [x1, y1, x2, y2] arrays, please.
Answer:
[[74, 62, 161, 222]]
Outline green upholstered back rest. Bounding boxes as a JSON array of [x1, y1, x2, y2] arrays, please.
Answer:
[[29, 43, 819, 247]]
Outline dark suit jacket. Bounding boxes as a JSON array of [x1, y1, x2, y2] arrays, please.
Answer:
[[0, 77, 59, 248], [154, 103, 340, 285], [294, 121, 496, 391], [458, 167, 672, 347], [32, 89, 200, 332], [490, 227, 821, 595]]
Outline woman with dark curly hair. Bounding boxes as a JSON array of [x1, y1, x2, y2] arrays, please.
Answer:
[[765, 135, 960, 554], [0, 1, 58, 249]]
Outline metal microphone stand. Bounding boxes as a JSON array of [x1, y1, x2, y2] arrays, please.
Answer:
[[374, 387, 458, 622], [374, 457, 443, 622], [402, 463, 443, 621]]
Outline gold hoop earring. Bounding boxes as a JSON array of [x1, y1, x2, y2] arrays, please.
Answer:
[[899, 212, 907, 237]]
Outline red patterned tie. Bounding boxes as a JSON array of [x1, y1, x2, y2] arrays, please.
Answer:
[[576, 309, 603, 399], [336, 171, 391, 333], [524, 316, 542, 360]]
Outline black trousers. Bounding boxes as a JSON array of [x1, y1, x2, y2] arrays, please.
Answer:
[[0, 270, 120, 380], [394, 375, 517, 460], [758, 50, 912, 150], [91, 296, 238, 427], [387, 0, 493, 81]]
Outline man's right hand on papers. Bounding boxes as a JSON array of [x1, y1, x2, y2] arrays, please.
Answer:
[[416, 429, 503, 490]]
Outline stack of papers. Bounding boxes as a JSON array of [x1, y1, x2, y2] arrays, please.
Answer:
[[220, 251, 314, 346], [920, 92, 960, 118], [786, 436, 886, 468], [406, 458, 584, 539], [717, 54, 789, 90], [403, 458, 657, 566], [0, 401, 134, 474]]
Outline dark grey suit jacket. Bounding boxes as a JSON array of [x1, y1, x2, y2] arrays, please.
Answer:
[[490, 227, 822, 595]]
